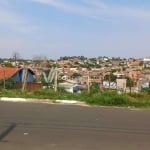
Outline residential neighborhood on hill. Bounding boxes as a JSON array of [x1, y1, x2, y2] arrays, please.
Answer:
[[0, 56, 150, 93]]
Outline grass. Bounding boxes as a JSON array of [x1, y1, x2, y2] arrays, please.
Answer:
[[0, 88, 150, 108]]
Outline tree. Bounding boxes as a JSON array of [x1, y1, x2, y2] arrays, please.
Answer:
[[126, 77, 134, 87], [12, 52, 20, 66], [104, 72, 117, 82], [90, 83, 100, 93], [32, 55, 47, 61], [4, 62, 13, 67], [139, 61, 144, 66], [0, 78, 15, 89], [126, 77, 134, 94], [71, 73, 82, 78]]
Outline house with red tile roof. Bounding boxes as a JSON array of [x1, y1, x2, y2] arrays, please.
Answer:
[[0, 67, 35, 83]]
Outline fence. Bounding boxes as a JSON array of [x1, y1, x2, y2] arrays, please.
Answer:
[[15, 83, 42, 91]]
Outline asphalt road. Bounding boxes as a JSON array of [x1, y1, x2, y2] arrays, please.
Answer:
[[0, 102, 150, 150]]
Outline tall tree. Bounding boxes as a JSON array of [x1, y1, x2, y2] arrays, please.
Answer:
[[126, 77, 134, 94], [12, 52, 20, 66]]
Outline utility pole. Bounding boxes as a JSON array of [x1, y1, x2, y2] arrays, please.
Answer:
[[22, 67, 28, 92], [99, 73, 103, 92], [87, 74, 90, 93], [54, 68, 58, 92], [3, 70, 5, 89], [108, 72, 111, 89]]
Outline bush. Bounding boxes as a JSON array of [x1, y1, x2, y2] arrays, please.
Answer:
[[90, 83, 100, 94], [141, 88, 150, 95], [84, 91, 129, 106]]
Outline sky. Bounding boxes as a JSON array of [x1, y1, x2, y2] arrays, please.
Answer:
[[0, 0, 150, 59]]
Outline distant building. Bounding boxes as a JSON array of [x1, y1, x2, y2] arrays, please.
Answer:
[[116, 79, 127, 93], [143, 58, 150, 68], [58, 82, 84, 93]]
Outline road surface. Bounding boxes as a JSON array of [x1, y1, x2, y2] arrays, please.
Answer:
[[0, 101, 150, 150]]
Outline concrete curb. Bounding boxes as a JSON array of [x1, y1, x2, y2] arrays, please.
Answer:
[[0, 97, 89, 106], [55, 100, 78, 104], [0, 97, 146, 109], [0, 97, 27, 102]]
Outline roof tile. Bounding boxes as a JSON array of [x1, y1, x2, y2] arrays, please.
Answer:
[[0, 67, 21, 80]]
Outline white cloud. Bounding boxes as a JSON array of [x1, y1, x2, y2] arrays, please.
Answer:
[[32, 0, 150, 21], [32, 0, 96, 16], [0, 0, 37, 33], [0, 7, 23, 25]]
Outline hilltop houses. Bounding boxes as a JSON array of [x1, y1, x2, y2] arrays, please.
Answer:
[[0, 56, 150, 92]]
